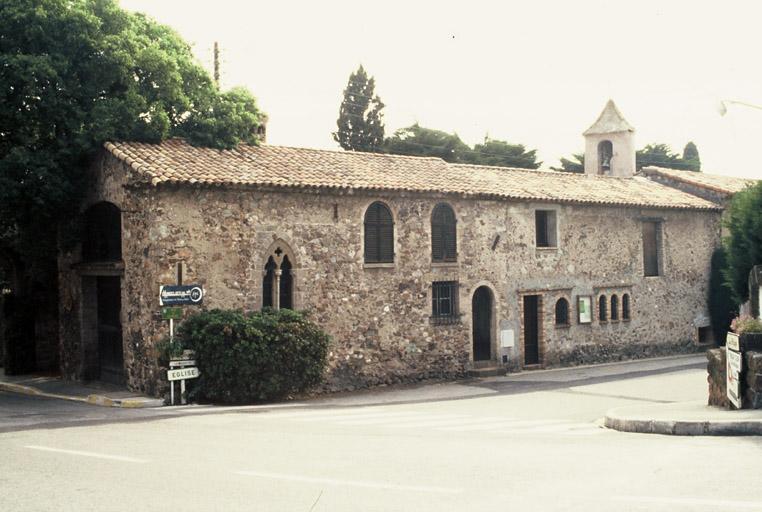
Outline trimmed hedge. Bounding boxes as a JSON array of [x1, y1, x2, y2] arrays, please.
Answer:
[[177, 308, 330, 404]]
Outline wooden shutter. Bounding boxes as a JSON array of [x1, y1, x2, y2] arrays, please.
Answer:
[[622, 294, 630, 320], [535, 210, 548, 247], [643, 221, 659, 276], [365, 202, 393, 263], [432, 204, 456, 262]]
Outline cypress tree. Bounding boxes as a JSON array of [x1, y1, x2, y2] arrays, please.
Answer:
[[333, 65, 385, 152]]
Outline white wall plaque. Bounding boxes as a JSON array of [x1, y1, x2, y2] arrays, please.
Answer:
[[500, 329, 514, 348]]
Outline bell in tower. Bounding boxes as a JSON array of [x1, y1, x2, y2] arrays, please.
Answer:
[[583, 100, 635, 178]]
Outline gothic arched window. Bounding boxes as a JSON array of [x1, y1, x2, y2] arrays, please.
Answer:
[[555, 298, 569, 326], [262, 245, 294, 310], [610, 294, 619, 321], [598, 295, 608, 322], [622, 294, 631, 321], [431, 203, 457, 262], [364, 202, 394, 263]]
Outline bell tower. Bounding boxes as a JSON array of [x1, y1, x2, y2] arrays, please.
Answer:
[[583, 100, 635, 178]]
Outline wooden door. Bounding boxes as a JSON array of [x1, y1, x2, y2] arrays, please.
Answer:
[[472, 287, 492, 361], [523, 295, 540, 366], [97, 276, 124, 385]]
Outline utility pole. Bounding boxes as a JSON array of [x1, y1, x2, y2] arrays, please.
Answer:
[[213, 41, 220, 87]]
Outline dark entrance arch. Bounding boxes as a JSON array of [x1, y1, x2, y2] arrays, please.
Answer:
[[81, 202, 124, 384], [472, 286, 492, 361]]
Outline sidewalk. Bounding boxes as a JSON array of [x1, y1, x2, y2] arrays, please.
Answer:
[[0, 369, 163, 408], [604, 400, 762, 436]]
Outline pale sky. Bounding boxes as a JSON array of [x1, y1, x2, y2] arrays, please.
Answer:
[[120, 0, 762, 178]]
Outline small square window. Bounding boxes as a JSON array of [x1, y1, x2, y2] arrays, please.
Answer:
[[535, 210, 557, 248], [432, 281, 459, 325]]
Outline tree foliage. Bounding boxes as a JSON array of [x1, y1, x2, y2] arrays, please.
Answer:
[[722, 182, 762, 305], [682, 141, 701, 172], [708, 247, 736, 344], [383, 124, 469, 162], [466, 137, 540, 169], [333, 65, 385, 152], [0, 0, 264, 268], [383, 125, 540, 168], [553, 153, 585, 173]]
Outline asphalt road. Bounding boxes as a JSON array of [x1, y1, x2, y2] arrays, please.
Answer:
[[2, 356, 761, 511]]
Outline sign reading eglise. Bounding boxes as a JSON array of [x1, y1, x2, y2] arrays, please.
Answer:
[[167, 367, 200, 381], [159, 285, 204, 306]]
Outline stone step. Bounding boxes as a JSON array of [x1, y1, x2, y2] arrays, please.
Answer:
[[468, 367, 507, 378]]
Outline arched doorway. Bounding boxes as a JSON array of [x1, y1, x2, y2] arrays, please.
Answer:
[[81, 202, 123, 384], [472, 286, 492, 361]]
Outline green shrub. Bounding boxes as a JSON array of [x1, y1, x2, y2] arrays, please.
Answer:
[[176, 308, 330, 403], [723, 182, 762, 305], [708, 247, 737, 344]]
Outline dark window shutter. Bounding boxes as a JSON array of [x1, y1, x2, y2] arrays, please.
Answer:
[[622, 294, 631, 320], [432, 204, 456, 262], [365, 202, 393, 263], [610, 295, 618, 320], [643, 221, 659, 276], [536, 210, 549, 247]]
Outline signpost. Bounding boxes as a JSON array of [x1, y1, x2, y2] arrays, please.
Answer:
[[726, 332, 743, 409], [168, 359, 199, 405], [160, 279, 204, 405]]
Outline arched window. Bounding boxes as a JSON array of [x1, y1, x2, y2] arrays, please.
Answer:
[[555, 298, 569, 326], [610, 295, 619, 321], [598, 140, 613, 175], [431, 203, 457, 262], [82, 202, 121, 262], [622, 294, 631, 320], [598, 295, 607, 322], [364, 202, 394, 263], [262, 244, 294, 310]]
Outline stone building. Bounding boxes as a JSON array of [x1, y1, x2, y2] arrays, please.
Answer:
[[58, 102, 726, 394]]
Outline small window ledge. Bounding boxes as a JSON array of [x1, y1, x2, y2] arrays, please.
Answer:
[[555, 323, 571, 329], [430, 315, 462, 326], [364, 262, 395, 269], [431, 261, 458, 269]]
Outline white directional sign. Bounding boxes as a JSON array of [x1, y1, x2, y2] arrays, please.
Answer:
[[726, 348, 743, 409], [167, 367, 200, 381]]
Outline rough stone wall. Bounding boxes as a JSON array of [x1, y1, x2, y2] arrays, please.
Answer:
[[60, 155, 722, 394]]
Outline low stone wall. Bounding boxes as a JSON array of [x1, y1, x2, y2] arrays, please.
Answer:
[[707, 347, 762, 409]]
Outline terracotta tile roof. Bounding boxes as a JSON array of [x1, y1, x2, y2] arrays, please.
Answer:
[[640, 166, 758, 196], [104, 139, 721, 211]]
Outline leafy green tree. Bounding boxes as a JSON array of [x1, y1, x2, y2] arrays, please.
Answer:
[[0, 0, 265, 370], [333, 65, 385, 152], [722, 182, 762, 305], [383, 124, 469, 162], [466, 137, 540, 169], [682, 141, 701, 172], [636, 144, 682, 170], [552, 153, 585, 173]]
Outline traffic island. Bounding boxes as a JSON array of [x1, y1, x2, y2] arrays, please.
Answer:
[[604, 400, 762, 436]]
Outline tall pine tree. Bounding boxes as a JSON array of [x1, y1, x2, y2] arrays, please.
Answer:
[[333, 65, 385, 152]]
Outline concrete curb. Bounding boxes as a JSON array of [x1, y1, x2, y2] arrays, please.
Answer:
[[0, 381, 164, 409], [604, 409, 762, 436]]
